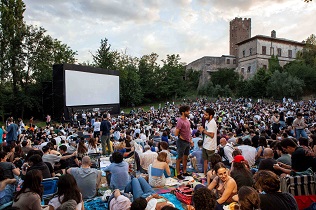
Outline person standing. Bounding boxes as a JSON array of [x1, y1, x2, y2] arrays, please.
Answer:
[[100, 114, 112, 155], [46, 114, 51, 126], [292, 112, 308, 140], [199, 108, 217, 175], [175, 105, 193, 180], [2, 118, 18, 146]]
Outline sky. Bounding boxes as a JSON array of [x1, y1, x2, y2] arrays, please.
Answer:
[[23, 0, 316, 65]]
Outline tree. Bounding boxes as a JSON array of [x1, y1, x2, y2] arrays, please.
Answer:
[[268, 55, 282, 73], [119, 64, 143, 106], [0, 0, 26, 116], [92, 37, 116, 70], [210, 68, 240, 91], [266, 71, 304, 99], [138, 53, 159, 102]]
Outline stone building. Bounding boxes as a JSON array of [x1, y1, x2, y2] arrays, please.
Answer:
[[186, 55, 237, 88], [236, 30, 305, 79], [230, 17, 251, 58]]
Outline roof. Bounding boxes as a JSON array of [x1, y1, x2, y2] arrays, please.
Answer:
[[236, 35, 306, 46]]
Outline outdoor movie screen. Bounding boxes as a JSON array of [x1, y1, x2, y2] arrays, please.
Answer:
[[64, 70, 119, 106]]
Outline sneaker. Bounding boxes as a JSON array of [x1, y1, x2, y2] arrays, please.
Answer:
[[183, 172, 190, 176], [177, 174, 185, 180]]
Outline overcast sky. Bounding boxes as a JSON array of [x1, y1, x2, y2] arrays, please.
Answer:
[[23, 0, 316, 65]]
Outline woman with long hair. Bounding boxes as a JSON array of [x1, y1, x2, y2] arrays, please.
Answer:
[[77, 138, 88, 160], [87, 137, 98, 154], [236, 186, 260, 210], [148, 152, 171, 187], [12, 169, 43, 210], [48, 174, 84, 210], [208, 162, 238, 210]]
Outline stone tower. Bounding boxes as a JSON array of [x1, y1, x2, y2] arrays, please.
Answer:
[[230, 17, 251, 58]]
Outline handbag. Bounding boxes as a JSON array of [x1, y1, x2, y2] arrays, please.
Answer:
[[175, 185, 193, 205]]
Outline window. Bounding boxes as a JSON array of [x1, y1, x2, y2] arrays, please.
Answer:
[[233, 59, 236, 64], [262, 46, 266, 55], [247, 66, 251, 73], [250, 48, 252, 56], [288, 50, 292, 58], [277, 48, 282, 57], [270, 47, 274, 55], [227, 59, 230, 64], [243, 50, 245, 57], [263, 65, 267, 70]]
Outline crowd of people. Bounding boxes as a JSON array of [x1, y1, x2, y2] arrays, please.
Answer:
[[0, 97, 316, 210]]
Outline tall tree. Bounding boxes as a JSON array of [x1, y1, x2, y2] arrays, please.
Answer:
[[92, 37, 116, 70], [0, 0, 26, 116]]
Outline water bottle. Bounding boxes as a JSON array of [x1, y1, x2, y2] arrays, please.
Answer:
[[128, 192, 133, 202]]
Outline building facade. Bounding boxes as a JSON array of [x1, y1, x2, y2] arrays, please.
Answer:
[[236, 32, 305, 79], [186, 55, 237, 88]]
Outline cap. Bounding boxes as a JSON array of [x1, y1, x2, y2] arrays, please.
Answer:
[[233, 155, 245, 163]]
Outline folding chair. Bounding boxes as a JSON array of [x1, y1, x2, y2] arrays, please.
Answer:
[[42, 177, 59, 204]]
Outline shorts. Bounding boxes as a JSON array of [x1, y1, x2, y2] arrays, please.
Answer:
[[202, 148, 215, 162], [176, 138, 190, 159]]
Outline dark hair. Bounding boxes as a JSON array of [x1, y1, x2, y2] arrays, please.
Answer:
[[77, 140, 88, 154], [205, 108, 215, 117], [59, 145, 68, 152], [258, 136, 267, 147], [22, 141, 28, 147], [88, 138, 97, 148], [238, 186, 260, 210], [281, 132, 288, 138], [161, 206, 178, 210], [0, 166, 5, 181], [25, 150, 43, 162], [192, 187, 216, 210], [298, 137, 309, 147], [14, 170, 43, 201], [243, 138, 251, 146], [231, 162, 253, 187], [197, 140, 203, 147], [55, 174, 81, 204], [179, 105, 190, 115], [210, 154, 222, 168], [253, 170, 280, 193], [0, 151, 7, 160], [28, 154, 43, 165], [232, 149, 242, 157], [213, 162, 227, 174], [280, 138, 297, 148], [275, 142, 286, 154], [112, 152, 123, 163], [131, 197, 147, 210], [42, 145, 50, 153], [160, 141, 169, 150]]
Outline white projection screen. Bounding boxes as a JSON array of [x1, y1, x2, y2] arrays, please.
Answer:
[[65, 70, 119, 106], [52, 64, 120, 120]]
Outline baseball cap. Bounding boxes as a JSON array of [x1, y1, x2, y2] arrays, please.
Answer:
[[233, 155, 245, 163]]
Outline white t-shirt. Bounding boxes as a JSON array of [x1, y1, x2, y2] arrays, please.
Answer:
[[93, 122, 101, 132], [203, 118, 217, 151], [237, 145, 256, 167], [48, 195, 83, 210]]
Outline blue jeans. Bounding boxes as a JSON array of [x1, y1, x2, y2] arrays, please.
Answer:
[[0, 184, 15, 205], [124, 177, 155, 200], [295, 129, 307, 140]]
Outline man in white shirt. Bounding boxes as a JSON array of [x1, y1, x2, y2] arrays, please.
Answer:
[[139, 145, 158, 173], [93, 118, 101, 138], [237, 139, 256, 167], [199, 108, 217, 175]]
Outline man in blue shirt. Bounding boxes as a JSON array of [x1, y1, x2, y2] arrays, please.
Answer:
[[3, 118, 18, 146], [100, 114, 112, 155], [189, 140, 204, 173]]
